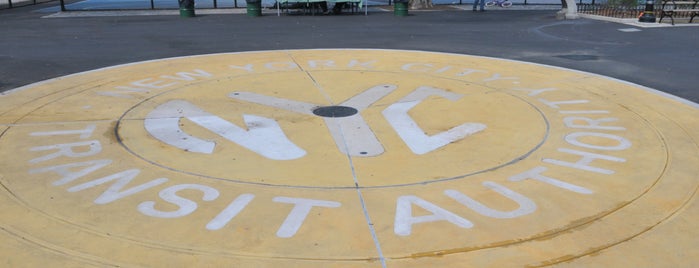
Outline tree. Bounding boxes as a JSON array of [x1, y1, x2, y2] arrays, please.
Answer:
[[556, 0, 580, 19], [409, 0, 433, 9]]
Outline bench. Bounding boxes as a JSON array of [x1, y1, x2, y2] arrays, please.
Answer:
[[658, 0, 699, 25]]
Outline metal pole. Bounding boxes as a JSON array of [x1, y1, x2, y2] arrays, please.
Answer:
[[234, 0, 238, 8], [150, 0, 154, 9], [60, 0, 66, 11], [638, 0, 656, 22], [8, 0, 13, 8]]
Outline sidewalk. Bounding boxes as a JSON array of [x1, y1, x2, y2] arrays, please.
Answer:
[[39, 4, 561, 17]]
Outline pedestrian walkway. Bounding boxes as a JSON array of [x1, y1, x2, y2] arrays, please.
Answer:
[[35, 0, 699, 28]]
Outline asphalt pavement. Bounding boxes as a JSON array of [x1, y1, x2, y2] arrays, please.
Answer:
[[1, 2, 698, 104]]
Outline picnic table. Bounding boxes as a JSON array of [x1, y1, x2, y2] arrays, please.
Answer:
[[276, 0, 366, 16]]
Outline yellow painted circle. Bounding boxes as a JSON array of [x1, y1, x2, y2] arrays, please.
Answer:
[[1, 50, 698, 267]]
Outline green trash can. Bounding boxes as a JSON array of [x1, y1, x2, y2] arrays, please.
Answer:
[[394, 0, 408, 16], [178, 0, 195, 17], [246, 0, 262, 17]]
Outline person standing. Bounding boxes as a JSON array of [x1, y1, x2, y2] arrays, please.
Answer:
[[472, 0, 485, 11]]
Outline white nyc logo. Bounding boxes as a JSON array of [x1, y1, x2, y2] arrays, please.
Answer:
[[144, 85, 486, 160]]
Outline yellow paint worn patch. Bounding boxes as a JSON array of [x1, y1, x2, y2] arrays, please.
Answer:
[[1, 49, 698, 267]]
